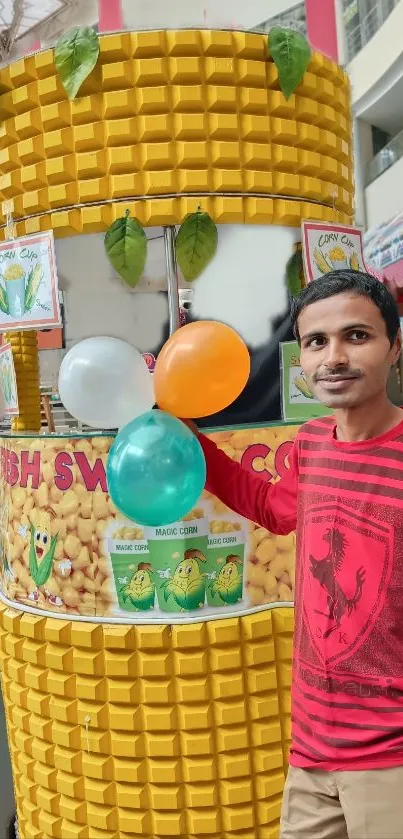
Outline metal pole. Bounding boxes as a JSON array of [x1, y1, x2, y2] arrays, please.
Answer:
[[164, 225, 181, 335]]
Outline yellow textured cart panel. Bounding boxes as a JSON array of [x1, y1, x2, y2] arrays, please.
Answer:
[[0, 31, 353, 238], [0, 603, 294, 838]]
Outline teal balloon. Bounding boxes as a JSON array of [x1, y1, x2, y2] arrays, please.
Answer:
[[106, 410, 206, 526]]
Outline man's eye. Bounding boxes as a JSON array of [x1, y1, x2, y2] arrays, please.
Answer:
[[307, 337, 325, 348], [349, 331, 367, 341]]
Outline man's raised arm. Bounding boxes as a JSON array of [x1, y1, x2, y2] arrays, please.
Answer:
[[199, 433, 298, 536]]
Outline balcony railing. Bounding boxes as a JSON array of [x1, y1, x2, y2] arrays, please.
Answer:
[[253, 1, 306, 36], [346, 0, 399, 61], [365, 127, 403, 186]]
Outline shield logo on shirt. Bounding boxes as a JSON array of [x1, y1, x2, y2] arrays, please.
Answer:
[[301, 502, 393, 666]]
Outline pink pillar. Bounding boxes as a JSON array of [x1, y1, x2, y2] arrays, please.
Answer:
[[23, 38, 40, 54], [305, 0, 339, 62], [98, 0, 123, 33]]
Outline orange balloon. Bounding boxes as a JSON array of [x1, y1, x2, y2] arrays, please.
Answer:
[[154, 321, 250, 418]]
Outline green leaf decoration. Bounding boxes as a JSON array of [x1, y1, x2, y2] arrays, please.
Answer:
[[286, 244, 304, 298], [104, 212, 147, 288], [55, 26, 100, 100], [175, 209, 218, 281], [269, 26, 311, 100]]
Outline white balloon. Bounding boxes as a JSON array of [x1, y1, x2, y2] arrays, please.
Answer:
[[58, 337, 155, 429]]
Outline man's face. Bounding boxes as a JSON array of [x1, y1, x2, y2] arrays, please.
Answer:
[[298, 292, 401, 409]]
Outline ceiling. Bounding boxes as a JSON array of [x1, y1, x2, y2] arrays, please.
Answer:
[[358, 59, 403, 136], [0, 0, 68, 42]]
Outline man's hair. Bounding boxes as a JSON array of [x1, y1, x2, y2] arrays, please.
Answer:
[[291, 270, 400, 346]]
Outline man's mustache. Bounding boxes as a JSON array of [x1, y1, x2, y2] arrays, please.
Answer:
[[313, 367, 363, 383]]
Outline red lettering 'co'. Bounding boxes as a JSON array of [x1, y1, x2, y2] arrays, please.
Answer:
[[241, 444, 273, 482], [275, 441, 293, 479]]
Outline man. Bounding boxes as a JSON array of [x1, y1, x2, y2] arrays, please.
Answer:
[[197, 271, 403, 839]]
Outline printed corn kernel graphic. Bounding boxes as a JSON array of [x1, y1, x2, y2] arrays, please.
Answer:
[[1, 428, 296, 616], [1, 436, 117, 616], [206, 426, 298, 606]]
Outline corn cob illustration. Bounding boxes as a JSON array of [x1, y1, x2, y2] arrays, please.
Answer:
[[4, 330, 41, 431], [24, 264, 43, 312], [294, 375, 314, 399], [313, 248, 332, 274], [349, 252, 359, 271], [0, 283, 9, 314]]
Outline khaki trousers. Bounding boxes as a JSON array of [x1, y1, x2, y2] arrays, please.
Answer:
[[280, 765, 403, 839]]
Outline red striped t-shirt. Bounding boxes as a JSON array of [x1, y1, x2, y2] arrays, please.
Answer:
[[200, 417, 403, 771]]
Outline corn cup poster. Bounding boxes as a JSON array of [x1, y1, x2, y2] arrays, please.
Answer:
[[0, 426, 297, 618], [0, 343, 18, 416], [302, 222, 366, 284], [280, 341, 331, 422], [0, 230, 61, 330]]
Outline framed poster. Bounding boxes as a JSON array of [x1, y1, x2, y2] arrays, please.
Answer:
[[302, 222, 366, 284], [280, 341, 331, 422], [0, 230, 61, 331], [0, 343, 18, 416]]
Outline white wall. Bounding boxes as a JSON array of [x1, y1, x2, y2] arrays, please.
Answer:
[[57, 229, 169, 352], [40, 224, 297, 382], [40, 229, 169, 382], [121, 0, 301, 30], [365, 157, 403, 228], [40, 228, 168, 383], [57, 225, 295, 350]]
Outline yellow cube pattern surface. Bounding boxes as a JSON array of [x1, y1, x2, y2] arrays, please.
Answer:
[[0, 31, 353, 237], [4, 329, 41, 431], [0, 603, 294, 839]]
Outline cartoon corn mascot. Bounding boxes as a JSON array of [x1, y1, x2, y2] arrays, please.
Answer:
[[162, 548, 206, 610], [209, 554, 243, 605], [28, 506, 59, 605], [120, 562, 155, 611]]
